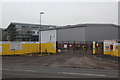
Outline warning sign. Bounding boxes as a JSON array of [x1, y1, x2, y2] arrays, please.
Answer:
[[64, 44, 67, 48], [10, 43, 22, 50], [0, 46, 2, 52], [104, 45, 110, 51]]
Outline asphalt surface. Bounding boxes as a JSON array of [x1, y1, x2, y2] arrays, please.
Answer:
[[2, 53, 118, 69], [2, 65, 119, 78], [1, 53, 119, 78], [93, 54, 119, 64], [0, 56, 2, 79]]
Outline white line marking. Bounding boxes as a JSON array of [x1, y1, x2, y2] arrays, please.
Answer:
[[3, 68, 106, 77], [22, 70, 37, 72], [58, 72, 106, 77], [3, 69, 37, 72], [2, 69, 11, 71]]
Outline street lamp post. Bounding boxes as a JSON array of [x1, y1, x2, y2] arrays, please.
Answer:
[[39, 12, 44, 55]]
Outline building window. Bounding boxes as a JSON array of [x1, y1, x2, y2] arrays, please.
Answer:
[[31, 26, 39, 28], [27, 31, 35, 34], [37, 31, 39, 34], [22, 26, 30, 28]]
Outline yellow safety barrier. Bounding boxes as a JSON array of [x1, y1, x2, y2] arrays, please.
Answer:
[[118, 45, 120, 57], [1, 41, 56, 55], [0, 42, 2, 55], [21, 42, 40, 55], [41, 43, 56, 53], [104, 40, 119, 57], [92, 42, 96, 54]]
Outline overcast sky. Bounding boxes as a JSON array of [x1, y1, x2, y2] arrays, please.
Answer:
[[0, 1, 118, 28]]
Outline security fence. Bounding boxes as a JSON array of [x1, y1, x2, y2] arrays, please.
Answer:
[[56, 41, 93, 54]]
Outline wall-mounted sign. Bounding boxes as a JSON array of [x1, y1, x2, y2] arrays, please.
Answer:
[[10, 43, 22, 50], [104, 42, 112, 44], [0, 46, 2, 52], [52, 44, 56, 49], [64, 44, 67, 48], [104, 45, 110, 51]]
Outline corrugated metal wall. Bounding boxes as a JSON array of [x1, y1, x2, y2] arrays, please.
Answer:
[[85, 24, 118, 41], [57, 27, 85, 41], [0, 29, 2, 41], [118, 27, 120, 40]]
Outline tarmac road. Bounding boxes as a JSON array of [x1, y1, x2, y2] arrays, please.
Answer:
[[1, 53, 119, 78], [2, 65, 119, 78]]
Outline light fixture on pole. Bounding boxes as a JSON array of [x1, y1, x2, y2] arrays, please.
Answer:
[[39, 11, 44, 55]]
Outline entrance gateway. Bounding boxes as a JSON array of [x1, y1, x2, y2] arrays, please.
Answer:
[[56, 41, 93, 54]]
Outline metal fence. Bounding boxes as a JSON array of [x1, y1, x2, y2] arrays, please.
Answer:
[[56, 41, 93, 54]]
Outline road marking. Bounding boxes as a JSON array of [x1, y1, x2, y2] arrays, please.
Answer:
[[3, 68, 37, 72], [3, 68, 106, 77], [22, 70, 37, 72], [58, 72, 106, 77], [2, 69, 11, 71]]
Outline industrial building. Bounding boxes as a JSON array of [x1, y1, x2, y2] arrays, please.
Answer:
[[0, 28, 3, 41], [2, 22, 56, 41], [41, 23, 119, 55], [1, 23, 119, 57], [56, 24, 118, 41]]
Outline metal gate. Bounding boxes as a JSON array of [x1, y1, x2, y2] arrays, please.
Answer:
[[57, 41, 93, 54], [95, 42, 103, 55]]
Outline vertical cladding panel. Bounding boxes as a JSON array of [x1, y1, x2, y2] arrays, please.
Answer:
[[118, 1, 120, 25], [118, 26, 120, 40], [41, 30, 56, 53], [0, 29, 2, 41], [85, 24, 118, 41], [57, 27, 85, 41]]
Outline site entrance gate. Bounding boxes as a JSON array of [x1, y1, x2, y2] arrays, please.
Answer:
[[57, 41, 93, 54]]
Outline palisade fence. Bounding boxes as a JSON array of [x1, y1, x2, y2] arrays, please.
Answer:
[[57, 41, 93, 54]]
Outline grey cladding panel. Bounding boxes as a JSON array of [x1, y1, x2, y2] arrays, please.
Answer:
[[0, 29, 2, 41], [57, 27, 85, 41], [118, 26, 120, 40], [86, 24, 118, 41], [118, 1, 120, 25]]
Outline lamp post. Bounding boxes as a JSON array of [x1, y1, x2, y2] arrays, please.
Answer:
[[39, 12, 44, 55]]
